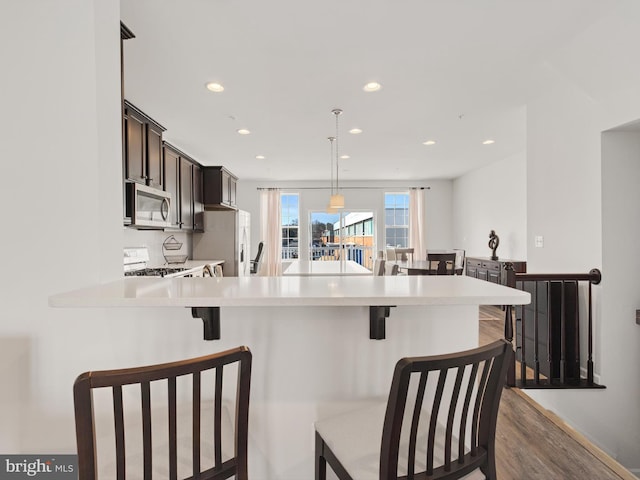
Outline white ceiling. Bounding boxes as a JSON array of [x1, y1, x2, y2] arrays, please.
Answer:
[[120, 0, 619, 182]]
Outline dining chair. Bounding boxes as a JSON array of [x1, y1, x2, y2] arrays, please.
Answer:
[[385, 263, 400, 276], [453, 249, 466, 275], [395, 247, 414, 262], [250, 241, 264, 274], [315, 339, 512, 480], [427, 252, 456, 275], [74, 346, 252, 480], [386, 248, 397, 261], [373, 258, 386, 276]]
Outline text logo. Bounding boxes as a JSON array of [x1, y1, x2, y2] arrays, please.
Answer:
[[0, 456, 77, 480]]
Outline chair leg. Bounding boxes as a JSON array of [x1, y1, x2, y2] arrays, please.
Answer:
[[483, 445, 498, 480], [315, 432, 327, 480]]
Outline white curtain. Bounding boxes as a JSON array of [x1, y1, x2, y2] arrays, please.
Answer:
[[409, 188, 426, 260], [259, 189, 282, 276]]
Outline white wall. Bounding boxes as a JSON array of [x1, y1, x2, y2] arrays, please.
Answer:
[[452, 152, 527, 261], [522, 2, 640, 471], [236, 179, 453, 260], [0, 0, 226, 454], [601, 130, 640, 471]]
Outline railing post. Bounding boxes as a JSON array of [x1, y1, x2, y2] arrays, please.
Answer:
[[503, 263, 516, 387], [504, 304, 516, 387], [587, 268, 601, 385]]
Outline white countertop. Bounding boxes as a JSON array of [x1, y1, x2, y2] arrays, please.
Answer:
[[49, 275, 530, 308], [283, 260, 372, 276]]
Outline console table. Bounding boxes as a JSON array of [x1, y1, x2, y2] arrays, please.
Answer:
[[466, 257, 526, 285]]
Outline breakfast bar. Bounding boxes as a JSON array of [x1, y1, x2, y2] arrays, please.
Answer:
[[49, 275, 528, 478]]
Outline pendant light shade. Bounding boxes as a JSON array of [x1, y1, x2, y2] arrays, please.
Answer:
[[329, 193, 345, 209]]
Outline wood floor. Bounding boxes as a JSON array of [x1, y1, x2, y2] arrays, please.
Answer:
[[479, 305, 635, 480]]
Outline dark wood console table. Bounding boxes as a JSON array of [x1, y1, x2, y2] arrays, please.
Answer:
[[466, 257, 526, 285]]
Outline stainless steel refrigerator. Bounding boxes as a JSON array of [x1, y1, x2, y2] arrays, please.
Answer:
[[192, 210, 250, 276]]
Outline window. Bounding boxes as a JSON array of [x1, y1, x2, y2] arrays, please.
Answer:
[[385, 192, 409, 247], [281, 193, 299, 259]]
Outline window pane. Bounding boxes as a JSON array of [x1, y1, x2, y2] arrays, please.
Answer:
[[384, 192, 409, 247], [281, 194, 299, 259]]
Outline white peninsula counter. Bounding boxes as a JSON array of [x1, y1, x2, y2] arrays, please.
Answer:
[[50, 275, 528, 479]]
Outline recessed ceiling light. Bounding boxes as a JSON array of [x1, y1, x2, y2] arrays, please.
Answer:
[[255, 155, 265, 160], [482, 139, 495, 145], [205, 82, 224, 93], [349, 128, 363, 134], [340, 155, 350, 159], [363, 82, 382, 92], [422, 140, 436, 145], [237, 128, 251, 135]]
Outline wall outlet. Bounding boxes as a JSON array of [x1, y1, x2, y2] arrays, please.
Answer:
[[534, 235, 544, 248]]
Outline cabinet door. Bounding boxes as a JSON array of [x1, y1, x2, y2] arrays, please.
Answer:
[[221, 170, 231, 206], [466, 266, 478, 278], [180, 157, 193, 230], [229, 176, 237, 207], [488, 270, 500, 284], [477, 269, 488, 282], [163, 146, 180, 228], [146, 123, 163, 189], [125, 110, 146, 184], [192, 163, 204, 231]]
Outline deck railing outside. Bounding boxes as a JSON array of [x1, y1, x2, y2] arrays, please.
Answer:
[[282, 245, 376, 270]]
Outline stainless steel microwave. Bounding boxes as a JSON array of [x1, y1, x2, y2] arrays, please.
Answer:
[[126, 182, 172, 229]]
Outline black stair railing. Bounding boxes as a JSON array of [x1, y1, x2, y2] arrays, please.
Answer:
[[503, 264, 605, 390]]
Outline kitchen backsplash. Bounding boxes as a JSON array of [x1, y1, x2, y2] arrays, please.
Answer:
[[123, 228, 192, 266]]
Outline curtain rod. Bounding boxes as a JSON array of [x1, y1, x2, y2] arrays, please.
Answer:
[[256, 186, 430, 190]]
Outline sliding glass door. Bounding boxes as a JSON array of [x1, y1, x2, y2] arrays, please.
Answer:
[[309, 210, 376, 270]]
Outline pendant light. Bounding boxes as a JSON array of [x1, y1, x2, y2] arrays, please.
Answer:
[[329, 108, 345, 209]]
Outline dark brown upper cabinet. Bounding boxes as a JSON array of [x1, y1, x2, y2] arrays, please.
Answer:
[[202, 166, 238, 209], [179, 156, 193, 231], [192, 163, 204, 231], [123, 101, 166, 190], [163, 142, 203, 232], [162, 143, 181, 229]]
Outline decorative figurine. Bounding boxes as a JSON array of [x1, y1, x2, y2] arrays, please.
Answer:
[[488, 230, 500, 260]]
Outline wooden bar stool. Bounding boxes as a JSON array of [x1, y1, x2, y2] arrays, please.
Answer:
[[315, 340, 512, 479], [74, 346, 252, 480]]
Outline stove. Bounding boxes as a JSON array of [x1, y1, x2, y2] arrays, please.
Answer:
[[124, 267, 188, 277], [124, 247, 189, 277]]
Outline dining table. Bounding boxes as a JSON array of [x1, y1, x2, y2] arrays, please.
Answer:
[[392, 249, 461, 275], [391, 260, 438, 275]]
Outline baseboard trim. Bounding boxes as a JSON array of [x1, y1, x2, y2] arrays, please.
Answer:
[[511, 388, 636, 480]]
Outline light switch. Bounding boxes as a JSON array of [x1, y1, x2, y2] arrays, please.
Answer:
[[535, 235, 544, 248]]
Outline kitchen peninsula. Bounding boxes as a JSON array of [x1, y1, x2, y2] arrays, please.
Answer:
[[49, 275, 528, 478]]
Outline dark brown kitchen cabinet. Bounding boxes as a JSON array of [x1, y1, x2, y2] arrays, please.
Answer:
[[163, 142, 202, 231], [146, 123, 163, 189], [202, 166, 238, 209], [123, 101, 166, 189], [163, 144, 180, 228], [465, 257, 526, 286], [192, 163, 204, 231], [180, 157, 193, 231]]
